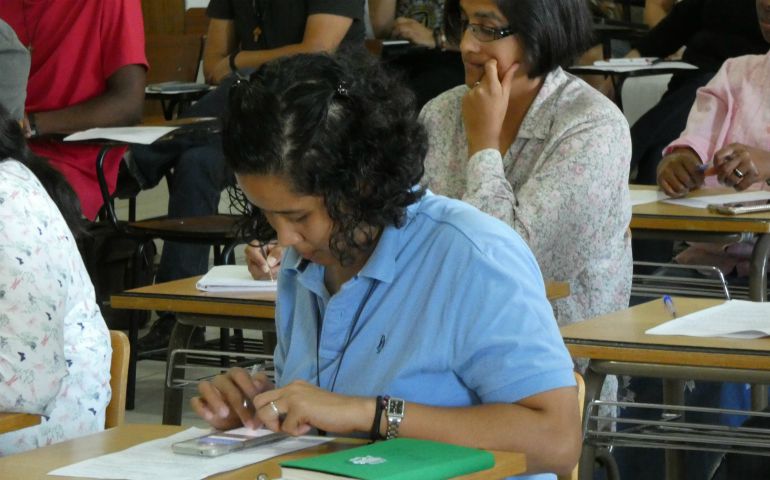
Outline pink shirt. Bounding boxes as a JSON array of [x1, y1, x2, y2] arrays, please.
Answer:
[[665, 51, 770, 275], [666, 51, 770, 186], [1, 0, 148, 219]]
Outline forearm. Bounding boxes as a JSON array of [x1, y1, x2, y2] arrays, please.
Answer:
[[231, 43, 327, 72], [31, 64, 145, 135], [33, 94, 142, 135], [370, 392, 580, 475], [643, 0, 674, 28], [369, 0, 397, 38], [462, 149, 517, 229]]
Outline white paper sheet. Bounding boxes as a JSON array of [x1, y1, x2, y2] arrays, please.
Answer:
[[49, 427, 332, 480], [630, 189, 668, 206], [570, 61, 697, 73], [662, 191, 770, 209], [63, 126, 179, 145], [646, 300, 770, 339], [196, 265, 277, 292]]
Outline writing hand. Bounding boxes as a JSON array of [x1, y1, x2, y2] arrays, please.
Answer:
[[713, 143, 770, 190], [657, 148, 706, 197], [245, 242, 283, 280]]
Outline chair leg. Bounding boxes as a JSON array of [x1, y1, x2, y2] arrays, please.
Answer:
[[126, 310, 141, 411]]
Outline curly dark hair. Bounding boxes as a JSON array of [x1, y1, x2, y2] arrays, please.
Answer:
[[223, 51, 427, 265], [444, 0, 593, 78]]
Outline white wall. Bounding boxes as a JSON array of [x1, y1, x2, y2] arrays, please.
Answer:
[[185, 0, 208, 8]]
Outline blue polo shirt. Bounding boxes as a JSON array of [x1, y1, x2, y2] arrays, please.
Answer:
[[274, 192, 575, 480]]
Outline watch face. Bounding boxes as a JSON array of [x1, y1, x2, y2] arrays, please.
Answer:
[[387, 399, 404, 416]]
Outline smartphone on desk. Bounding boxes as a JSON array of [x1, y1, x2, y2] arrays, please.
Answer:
[[708, 198, 770, 215], [172, 429, 288, 457]]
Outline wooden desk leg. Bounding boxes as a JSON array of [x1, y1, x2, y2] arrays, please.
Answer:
[[663, 379, 685, 480], [578, 364, 606, 480], [749, 233, 770, 302], [162, 320, 196, 425]]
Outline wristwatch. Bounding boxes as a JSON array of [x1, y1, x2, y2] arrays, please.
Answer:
[[385, 397, 405, 440]]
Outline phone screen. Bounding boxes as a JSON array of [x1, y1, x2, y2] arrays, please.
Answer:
[[172, 429, 288, 456]]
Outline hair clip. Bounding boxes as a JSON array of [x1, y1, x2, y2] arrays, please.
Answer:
[[336, 81, 350, 97]]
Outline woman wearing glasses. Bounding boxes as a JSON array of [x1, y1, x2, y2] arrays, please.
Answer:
[[422, 0, 632, 331]]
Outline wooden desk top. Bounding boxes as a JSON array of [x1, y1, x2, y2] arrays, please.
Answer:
[[630, 185, 770, 234], [0, 424, 527, 479], [111, 276, 569, 317], [111, 276, 276, 318], [0, 413, 41, 434], [561, 297, 770, 370]]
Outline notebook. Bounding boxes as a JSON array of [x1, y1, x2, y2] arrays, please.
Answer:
[[280, 438, 495, 480], [195, 265, 277, 292]]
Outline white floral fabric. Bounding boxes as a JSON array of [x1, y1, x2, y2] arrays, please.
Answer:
[[0, 160, 110, 455], [421, 67, 633, 326]]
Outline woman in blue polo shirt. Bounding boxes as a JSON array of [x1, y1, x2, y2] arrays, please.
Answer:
[[192, 51, 579, 478]]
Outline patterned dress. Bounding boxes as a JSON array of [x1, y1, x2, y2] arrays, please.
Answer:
[[421, 67, 633, 327], [0, 160, 110, 455]]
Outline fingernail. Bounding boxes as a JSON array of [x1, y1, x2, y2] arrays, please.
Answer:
[[219, 406, 229, 418], [203, 411, 214, 421], [262, 264, 270, 273], [267, 256, 278, 267]]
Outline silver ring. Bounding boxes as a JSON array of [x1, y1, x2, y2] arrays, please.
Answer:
[[733, 168, 744, 179], [242, 399, 249, 409], [268, 401, 281, 417], [473, 80, 481, 88]]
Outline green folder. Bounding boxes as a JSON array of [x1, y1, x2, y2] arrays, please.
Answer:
[[280, 438, 495, 480]]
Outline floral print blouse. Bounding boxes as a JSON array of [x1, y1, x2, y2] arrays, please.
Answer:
[[0, 160, 110, 455], [421, 67, 633, 326]]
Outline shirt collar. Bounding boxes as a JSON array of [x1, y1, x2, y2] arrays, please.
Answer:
[[516, 67, 565, 141]]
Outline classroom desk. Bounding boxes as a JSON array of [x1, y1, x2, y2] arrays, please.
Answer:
[[0, 424, 527, 479], [561, 297, 770, 480], [567, 63, 696, 111], [631, 185, 770, 301], [0, 413, 41, 434], [112, 276, 570, 425]]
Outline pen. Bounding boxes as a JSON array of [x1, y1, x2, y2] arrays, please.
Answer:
[[259, 243, 275, 282], [662, 295, 677, 318]]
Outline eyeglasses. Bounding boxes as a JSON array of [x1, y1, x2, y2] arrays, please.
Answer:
[[461, 20, 515, 42]]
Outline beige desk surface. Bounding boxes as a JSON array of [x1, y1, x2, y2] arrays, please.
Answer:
[[560, 297, 770, 370], [111, 276, 569, 317], [0, 424, 527, 479], [630, 185, 770, 234], [0, 413, 41, 434]]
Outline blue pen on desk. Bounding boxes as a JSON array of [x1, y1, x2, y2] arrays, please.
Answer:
[[662, 295, 677, 318]]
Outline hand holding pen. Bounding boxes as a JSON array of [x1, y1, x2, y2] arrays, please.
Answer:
[[657, 147, 707, 197], [245, 242, 282, 281], [712, 143, 770, 190], [662, 295, 677, 318]]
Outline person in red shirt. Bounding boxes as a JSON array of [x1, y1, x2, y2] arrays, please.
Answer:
[[0, 0, 148, 220]]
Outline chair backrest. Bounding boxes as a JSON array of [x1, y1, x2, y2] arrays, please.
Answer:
[[558, 371, 586, 480], [106, 330, 130, 429]]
